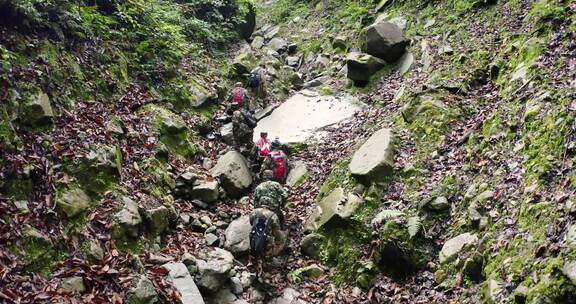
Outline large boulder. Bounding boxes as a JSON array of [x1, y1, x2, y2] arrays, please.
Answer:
[[56, 188, 91, 218], [210, 151, 253, 198], [306, 188, 363, 230], [346, 52, 386, 84], [439, 232, 478, 264], [163, 262, 205, 304], [224, 215, 251, 255], [20, 90, 54, 125], [360, 21, 410, 63], [349, 128, 394, 182], [142, 205, 175, 235], [195, 248, 235, 293], [111, 197, 142, 240], [286, 161, 308, 187], [126, 275, 159, 304]]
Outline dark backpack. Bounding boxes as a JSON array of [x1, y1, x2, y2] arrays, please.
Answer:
[[248, 71, 261, 88], [250, 215, 270, 257], [242, 110, 257, 128]]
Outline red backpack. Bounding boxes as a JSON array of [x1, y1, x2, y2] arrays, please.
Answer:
[[270, 151, 287, 181], [232, 87, 245, 106], [258, 138, 271, 158]]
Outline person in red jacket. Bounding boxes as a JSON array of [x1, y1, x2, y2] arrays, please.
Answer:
[[257, 132, 271, 161], [260, 138, 288, 183]]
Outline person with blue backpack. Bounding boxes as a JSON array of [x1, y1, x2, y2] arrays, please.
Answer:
[[249, 63, 267, 106]]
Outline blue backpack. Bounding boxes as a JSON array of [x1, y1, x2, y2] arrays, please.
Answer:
[[248, 71, 261, 88]]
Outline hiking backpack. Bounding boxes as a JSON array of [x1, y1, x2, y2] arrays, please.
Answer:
[[232, 87, 245, 106], [250, 215, 270, 256], [242, 110, 258, 128], [270, 151, 287, 181], [248, 71, 261, 89]]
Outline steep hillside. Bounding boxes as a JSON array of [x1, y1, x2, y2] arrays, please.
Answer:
[[1, 0, 575, 303]]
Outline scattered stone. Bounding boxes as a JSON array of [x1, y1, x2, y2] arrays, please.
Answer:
[[210, 151, 253, 198], [180, 213, 191, 225], [388, 17, 408, 30], [224, 215, 251, 255], [300, 233, 323, 259], [332, 36, 347, 50], [361, 21, 409, 63], [566, 225, 576, 247], [209, 288, 237, 304], [264, 26, 280, 40], [220, 123, 234, 145], [191, 179, 220, 204], [287, 43, 298, 54], [302, 76, 330, 89], [142, 206, 173, 235], [61, 276, 85, 294], [251, 36, 265, 49], [485, 278, 503, 303], [286, 161, 308, 187], [148, 253, 173, 265], [56, 188, 91, 218], [205, 233, 220, 247], [112, 197, 142, 240], [439, 44, 454, 55], [286, 56, 301, 68], [439, 232, 478, 264], [163, 262, 205, 304], [315, 54, 331, 66], [393, 52, 414, 75], [563, 261, 576, 285], [86, 239, 104, 262], [13, 200, 29, 214], [349, 128, 394, 182], [230, 277, 243, 294], [346, 52, 386, 83], [106, 116, 125, 135], [126, 275, 159, 304], [268, 38, 288, 53], [308, 188, 362, 230], [195, 248, 234, 293], [296, 264, 325, 280], [428, 196, 450, 211], [421, 40, 432, 72]]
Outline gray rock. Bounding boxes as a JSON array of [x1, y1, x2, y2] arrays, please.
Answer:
[[224, 215, 251, 255], [86, 239, 104, 262], [106, 116, 125, 135], [439, 232, 478, 264], [163, 262, 205, 304], [182, 252, 196, 266], [149, 253, 174, 265], [388, 17, 408, 30], [315, 54, 330, 66], [287, 43, 298, 54], [220, 123, 234, 145], [180, 213, 192, 225], [56, 188, 91, 218], [22, 224, 51, 245], [13, 200, 29, 214], [302, 76, 330, 89], [195, 248, 234, 293], [346, 52, 386, 83], [563, 261, 576, 285], [21, 90, 54, 125], [230, 277, 243, 294], [286, 161, 308, 187], [192, 179, 220, 204], [361, 21, 409, 63], [567, 225, 576, 247], [439, 44, 454, 55], [210, 151, 253, 198], [286, 56, 301, 68], [143, 206, 173, 235], [268, 38, 288, 53], [209, 288, 237, 304], [349, 128, 394, 181], [112, 197, 142, 239], [332, 36, 347, 50], [300, 233, 324, 259], [205, 233, 220, 247], [264, 26, 280, 40], [126, 276, 159, 304], [485, 278, 503, 303], [421, 40, 432, 72], [428, 196, 450, 211], [190, 83, 217, 108], [296, 264, 325, 279], [61, 276, 85, 294], [393, 52, 414, 75], [251, 36, 265, 49], [308, 188, 363, 230]]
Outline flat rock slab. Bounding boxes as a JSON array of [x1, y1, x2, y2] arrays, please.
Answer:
[[163, 262, 205, 304], [286, 161, 308, 187], [349, 128, 394, 182], [254, 90, 363, 143], [439, 232, 478, 264]]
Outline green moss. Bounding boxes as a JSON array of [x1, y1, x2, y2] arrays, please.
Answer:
[[317, 159, 356, 201], [10, 237, 65, 277]]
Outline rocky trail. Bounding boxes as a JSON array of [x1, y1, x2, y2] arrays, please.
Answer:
[[2, 0, 576, 303]]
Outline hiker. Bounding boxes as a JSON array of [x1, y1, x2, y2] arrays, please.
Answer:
[[229, 82, 250, 110], [260, 138, 289, 183], [248, 63, 267, 106], [231, 103, 257, 155], [257, 132, 271, 161], [249, 170, 288, 259]]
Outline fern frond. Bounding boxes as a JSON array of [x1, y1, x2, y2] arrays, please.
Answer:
[[372, 209, 405, 225], [407, 216, 422, 238]]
